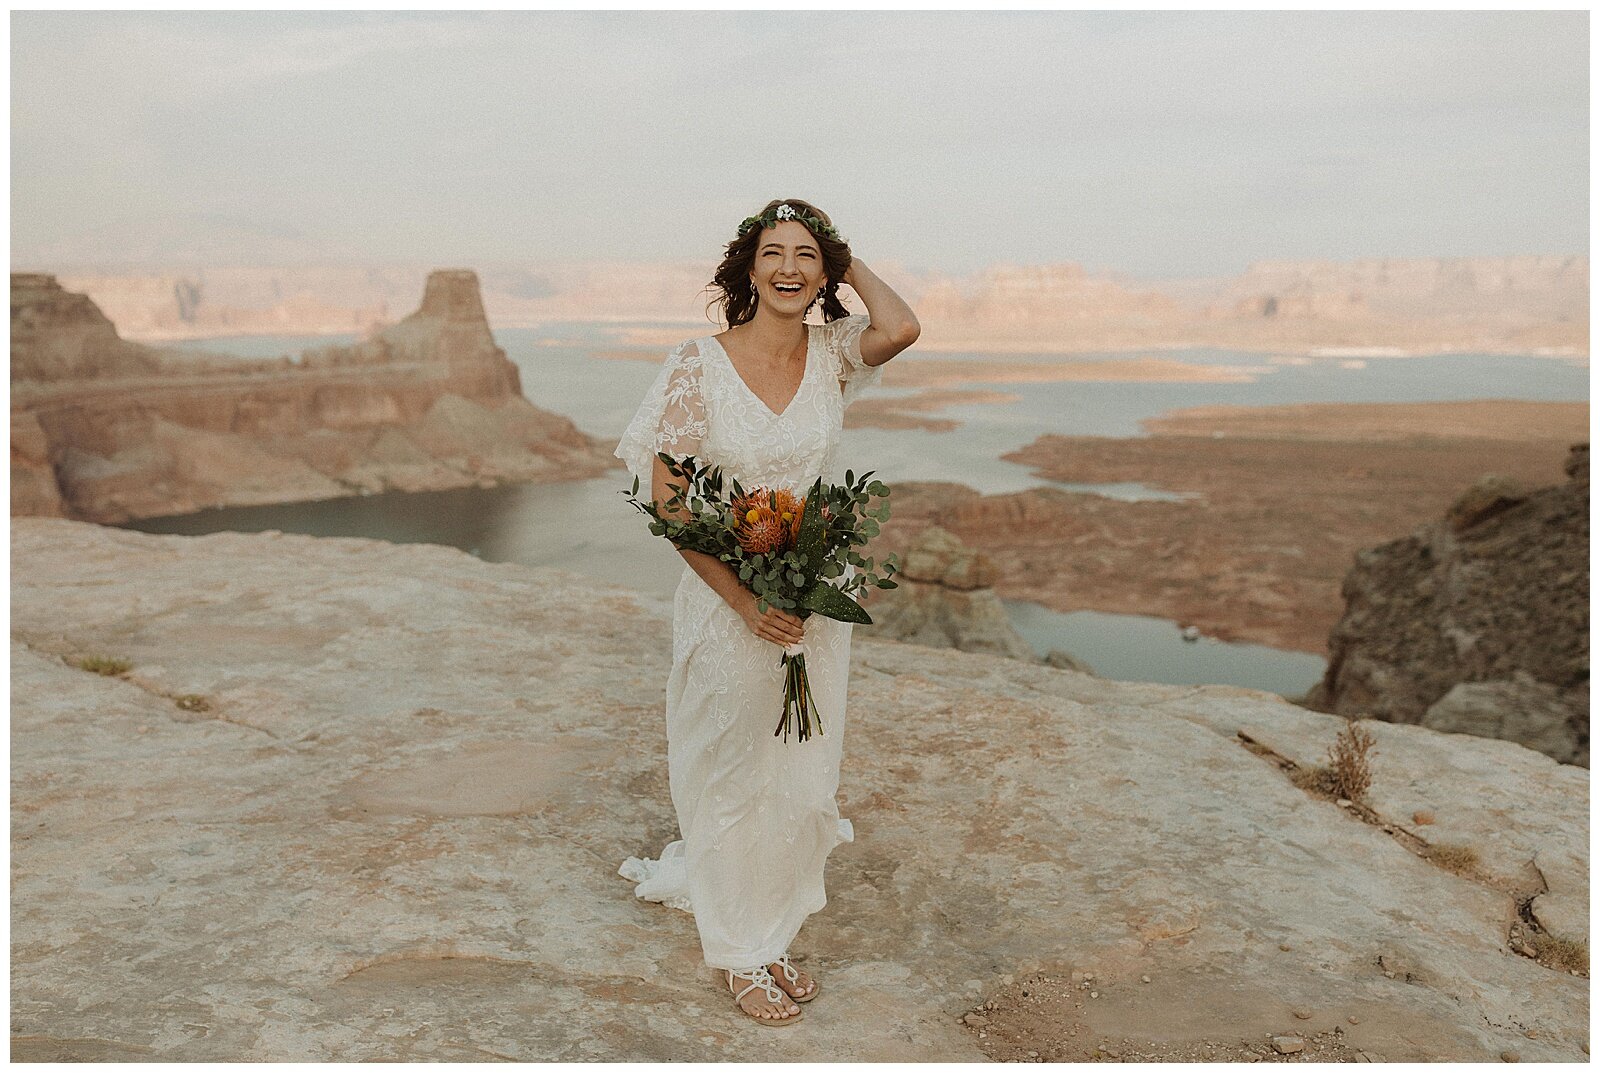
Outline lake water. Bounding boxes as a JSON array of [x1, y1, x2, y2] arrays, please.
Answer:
[[123, 324, 1588, 698]]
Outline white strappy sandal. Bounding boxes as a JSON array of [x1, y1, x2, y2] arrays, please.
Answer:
[[773, 952, 820, 1003], [724, 964, 804, 1026]]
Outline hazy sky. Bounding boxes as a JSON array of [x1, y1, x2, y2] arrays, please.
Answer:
[[10, 9, 1589, 278]]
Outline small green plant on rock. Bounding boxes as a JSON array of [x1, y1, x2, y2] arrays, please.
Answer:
[[71, 655, 131, 676]]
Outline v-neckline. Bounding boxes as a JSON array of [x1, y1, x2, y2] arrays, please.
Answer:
[[707, 325, 813, 419]]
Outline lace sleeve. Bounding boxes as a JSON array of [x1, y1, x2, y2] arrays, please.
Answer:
[[825, 313, 884, 408], [613, 340, 708, 491]]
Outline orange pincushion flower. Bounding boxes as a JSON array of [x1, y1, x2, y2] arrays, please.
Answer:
[[733, 486, 803, 555]]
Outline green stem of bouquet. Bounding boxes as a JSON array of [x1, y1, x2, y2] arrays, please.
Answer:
[[775, 652, 825, 743]]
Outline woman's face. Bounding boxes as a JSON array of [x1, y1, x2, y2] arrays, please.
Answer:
[[749, 219, 825, 313]]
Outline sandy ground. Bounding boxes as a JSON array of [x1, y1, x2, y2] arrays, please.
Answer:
[[958, 969, 1372, 1062], [867, 400, 1587, 657]]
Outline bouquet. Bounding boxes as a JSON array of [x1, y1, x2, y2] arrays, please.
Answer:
[[621, 454, 899, 742]]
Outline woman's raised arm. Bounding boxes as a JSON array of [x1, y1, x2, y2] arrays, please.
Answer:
[[841, 258, 920, 367]]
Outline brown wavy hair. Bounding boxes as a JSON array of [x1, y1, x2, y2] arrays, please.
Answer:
[[705, 198, 853, 328]]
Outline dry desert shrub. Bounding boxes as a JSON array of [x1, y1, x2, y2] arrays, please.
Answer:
[[1326, 718, 1378, 803], [71, 654, 131, 676], [1532, 933, 1589, 973], [1424, 841, 1480, 875], [1290, 763, 1337, 796]]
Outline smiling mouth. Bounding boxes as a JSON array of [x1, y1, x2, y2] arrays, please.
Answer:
[[773, 284, 803, 294]]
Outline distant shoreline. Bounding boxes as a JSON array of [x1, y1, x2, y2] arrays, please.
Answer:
[[123, 321, 1589, 364], [871, 399, 1585, 655]]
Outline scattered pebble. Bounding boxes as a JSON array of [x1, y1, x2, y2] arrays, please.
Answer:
[[1500, 1050, 1520, 1062], [1089, 991, 1099, 999], [1347, 1016, 1361, 1025], [1293, 1008, 1312, 1020], [1140, 974, 1151, 983], [1027, 1051, 1039, 1059], [1272, 1036, 1305, 1054], [1278, 942, 1293, 951], [1337, 798, 1352, 808], [965, 1014, 988, 1028]]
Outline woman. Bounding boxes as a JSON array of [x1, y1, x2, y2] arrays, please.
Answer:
[[614, 200, 920, 1026]]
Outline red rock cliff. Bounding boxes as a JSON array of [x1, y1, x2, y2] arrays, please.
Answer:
[[11, 270, 613, 523]]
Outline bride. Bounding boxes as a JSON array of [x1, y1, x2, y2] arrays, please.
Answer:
[[614, 199, 919, 1026]]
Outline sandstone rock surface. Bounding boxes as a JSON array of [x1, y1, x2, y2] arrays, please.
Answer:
[[11, 271, 615, 524], [10, 517, 1587, 1061], [857, 525, 1074, 667]]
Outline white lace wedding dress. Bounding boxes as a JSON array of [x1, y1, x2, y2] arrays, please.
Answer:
[[613, 313, 884, 970]]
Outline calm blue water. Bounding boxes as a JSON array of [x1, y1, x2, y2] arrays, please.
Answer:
[[1002, 599, 1328, 696], [531, 323, 1586, 495], [168, 332, 362, 362], [122, 323, 1588, 695]]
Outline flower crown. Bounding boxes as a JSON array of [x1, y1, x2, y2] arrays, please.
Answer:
[[736, 202, 845, 244]]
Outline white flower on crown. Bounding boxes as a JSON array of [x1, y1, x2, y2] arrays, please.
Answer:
[[775, 204, 798, 222]]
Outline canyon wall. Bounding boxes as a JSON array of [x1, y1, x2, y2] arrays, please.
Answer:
[[46, 254, 1589, 356], [10, 270, 616, 523], [1304, 444, 1589, 766]]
